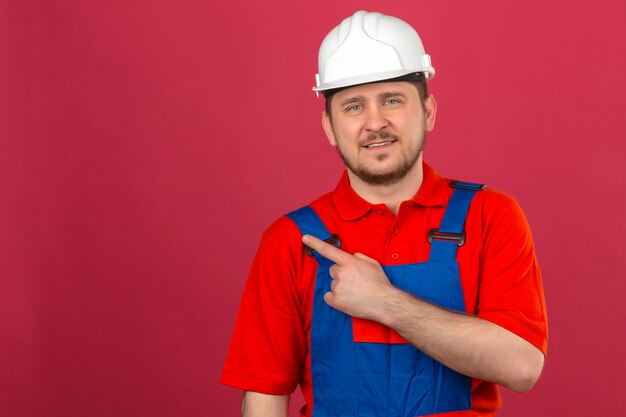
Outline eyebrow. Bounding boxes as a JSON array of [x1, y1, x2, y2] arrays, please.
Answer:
[[379, 91, 407, 100], [338, 96, 365, 107], [338, 91, 407, 108]]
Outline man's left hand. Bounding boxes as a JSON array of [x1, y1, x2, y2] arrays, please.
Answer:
[[302, 234, 396, 320]]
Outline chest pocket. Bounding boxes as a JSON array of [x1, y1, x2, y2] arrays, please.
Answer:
[[352, 318, 408, 343], [352, 259, 468, 344]]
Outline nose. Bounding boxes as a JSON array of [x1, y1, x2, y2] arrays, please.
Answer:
[[364, 105, 389, 132]]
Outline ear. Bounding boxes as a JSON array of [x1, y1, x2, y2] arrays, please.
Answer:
[[423, 95, 437, 132], [322, 111, 337, 147]]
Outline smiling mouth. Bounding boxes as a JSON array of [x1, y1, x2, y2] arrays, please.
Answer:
[[364, 140, 396, 149]]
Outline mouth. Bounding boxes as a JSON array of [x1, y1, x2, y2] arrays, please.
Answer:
[[363, 140, 397, 149]]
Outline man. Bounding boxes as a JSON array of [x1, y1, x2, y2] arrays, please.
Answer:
[[221, 10, 548, 417]]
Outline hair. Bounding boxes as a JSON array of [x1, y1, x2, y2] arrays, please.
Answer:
[[324, 78, 429, 121]]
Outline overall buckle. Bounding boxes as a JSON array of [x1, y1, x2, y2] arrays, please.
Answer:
[[428, 229, 465, 246], [450, 180, 486, 191], [305, 234, 342, 256]]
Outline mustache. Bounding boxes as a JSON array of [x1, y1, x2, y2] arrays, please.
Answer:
[[360, 130, 400, 146]]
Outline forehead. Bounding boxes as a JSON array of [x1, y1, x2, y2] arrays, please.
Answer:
[[332, 81, 417, 104]]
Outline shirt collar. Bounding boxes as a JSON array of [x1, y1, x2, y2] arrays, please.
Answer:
[[411, 162, 450, 208], [331, 162, 451, 221]]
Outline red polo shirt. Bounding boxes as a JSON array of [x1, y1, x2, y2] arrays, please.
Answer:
[[221, 163, 548, 416]]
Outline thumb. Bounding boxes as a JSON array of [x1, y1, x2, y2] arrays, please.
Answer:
[[323, 291, 335, 307]]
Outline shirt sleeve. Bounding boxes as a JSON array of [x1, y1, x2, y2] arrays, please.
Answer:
[[476, 195, 548, 355], [220, 218, 307, 394]]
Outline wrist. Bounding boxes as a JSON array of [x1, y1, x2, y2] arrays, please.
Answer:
[[376, 286, 411, 327]]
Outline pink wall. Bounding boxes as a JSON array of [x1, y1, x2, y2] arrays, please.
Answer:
[[1, 1, 625, 415]]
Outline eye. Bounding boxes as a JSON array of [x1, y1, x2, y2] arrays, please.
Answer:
[[385, 98, 400, 105], [346, 104, 362, 111]]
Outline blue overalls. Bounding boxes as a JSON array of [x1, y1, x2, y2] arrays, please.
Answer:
[[286, 181, 484, 417]]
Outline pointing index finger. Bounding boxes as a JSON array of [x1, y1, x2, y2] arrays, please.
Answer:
[[302, 234, 350, 264]]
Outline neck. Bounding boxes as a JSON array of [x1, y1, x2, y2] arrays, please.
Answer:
[[347, 159, 424, 215]]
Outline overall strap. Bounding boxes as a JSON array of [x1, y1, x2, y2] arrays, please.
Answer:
[[428, 181, 485, 262], [285, 206, 339, 263]]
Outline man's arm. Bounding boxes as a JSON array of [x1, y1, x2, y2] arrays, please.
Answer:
[[381, 289, 544, 392], [303, 234, 545, 392], [242, 391, 289, 417]]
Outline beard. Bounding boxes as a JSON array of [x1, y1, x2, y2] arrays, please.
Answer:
[[335, 130, 426, 186]]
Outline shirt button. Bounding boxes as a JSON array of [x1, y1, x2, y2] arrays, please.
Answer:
[[392, 227, 399, 234], [377, 210, 384, 215], [391, 253, 399, 260]]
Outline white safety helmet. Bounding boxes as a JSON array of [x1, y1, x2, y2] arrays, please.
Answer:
[[313, 11, 435, 97]]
